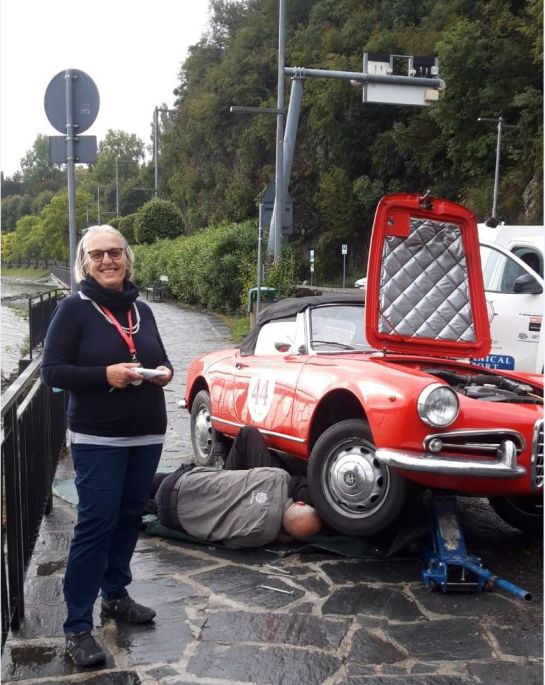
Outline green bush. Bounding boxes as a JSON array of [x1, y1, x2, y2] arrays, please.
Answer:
[[118, 213, 137, 244], [133, 220, 301, 313], [134, 199, 184, 244]]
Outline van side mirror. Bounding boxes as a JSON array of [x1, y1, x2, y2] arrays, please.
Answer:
[[513, 273, 543, 294]]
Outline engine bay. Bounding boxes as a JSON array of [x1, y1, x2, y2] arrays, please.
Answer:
[[425, 368, 543, 405]]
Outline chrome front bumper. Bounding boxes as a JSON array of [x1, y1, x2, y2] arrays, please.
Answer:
[[376, 438, 527, 478]]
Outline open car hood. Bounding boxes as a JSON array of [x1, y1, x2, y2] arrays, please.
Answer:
[[365, 193, 491, 358]]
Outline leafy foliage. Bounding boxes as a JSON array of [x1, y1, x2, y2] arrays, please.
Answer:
[[134, 199, 185, 244], [133, 219, 299, 312], [2, 0, 542, 293]]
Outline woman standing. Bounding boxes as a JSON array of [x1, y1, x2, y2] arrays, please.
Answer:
[[41, 225, 173, 667]]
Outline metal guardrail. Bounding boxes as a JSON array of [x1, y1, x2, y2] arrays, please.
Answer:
[[1, 357, 67, 649], [28, 290, 68, 359]]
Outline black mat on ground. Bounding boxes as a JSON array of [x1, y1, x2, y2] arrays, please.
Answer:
[[143, 515, 430, 559]]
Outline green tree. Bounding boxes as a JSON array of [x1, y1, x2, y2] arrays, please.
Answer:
[[10, 215, 44, 259], [134, 199, 185, 244], [19, 134, 64, 195]]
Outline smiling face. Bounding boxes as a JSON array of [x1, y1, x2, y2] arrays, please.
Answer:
[[84, 230, 127, 291]]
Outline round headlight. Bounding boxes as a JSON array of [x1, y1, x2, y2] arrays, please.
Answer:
[[417, 383, 459, 427]]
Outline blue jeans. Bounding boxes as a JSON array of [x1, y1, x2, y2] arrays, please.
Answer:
[[64, 443, 162, 634]]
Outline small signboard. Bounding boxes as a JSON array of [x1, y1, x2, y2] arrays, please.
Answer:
[[341, 244, 348, 255], [310, 249, 315, 263], [49, 135, 97, 164]]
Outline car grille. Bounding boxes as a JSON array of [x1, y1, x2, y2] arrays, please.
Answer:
[[532, 419, 544, 490], [423, 429, 525, 457]]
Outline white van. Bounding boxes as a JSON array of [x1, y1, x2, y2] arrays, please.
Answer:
[[472, 224, 544, 373], [477, 224, 543, 277]]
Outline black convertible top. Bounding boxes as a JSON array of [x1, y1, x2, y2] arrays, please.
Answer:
[[240, 293, 365, 356]]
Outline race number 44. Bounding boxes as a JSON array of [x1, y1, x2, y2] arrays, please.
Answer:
[[247, 375, 275, 422]]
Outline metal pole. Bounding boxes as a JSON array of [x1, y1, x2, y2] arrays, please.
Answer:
[[97, 186, 101, 224], [273, 0, 285, 262], [115, 156, 120, 218], [342, 254, 346, 288], [492, 116, 502, 219], [256, 205, 264, 317], [282, 76, 304, 198], [154, 106, 159, 198], [65, 70, 77, 294]]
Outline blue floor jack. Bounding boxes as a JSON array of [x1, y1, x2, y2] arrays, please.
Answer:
[[421, 493, 532, 601]]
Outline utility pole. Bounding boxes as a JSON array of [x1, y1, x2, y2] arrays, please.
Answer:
[[153, 106, 177, 198], [477, 115, 517, 221], [154, 107, 159, 198], [115, 156, 120, 217], [273, 0, 286, 263]]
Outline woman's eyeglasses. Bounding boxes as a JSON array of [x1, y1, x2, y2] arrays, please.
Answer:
[[87, 248, 124, 262]]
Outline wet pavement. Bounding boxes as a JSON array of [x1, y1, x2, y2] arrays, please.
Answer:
[[2, 298, 543, 685]]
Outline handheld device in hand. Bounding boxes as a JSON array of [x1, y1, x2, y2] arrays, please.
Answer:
[[134, 368, 169, 379]]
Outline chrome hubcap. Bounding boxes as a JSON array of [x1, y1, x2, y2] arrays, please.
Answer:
[[324, 442, 389, 517], [194, 406, 213, 461]]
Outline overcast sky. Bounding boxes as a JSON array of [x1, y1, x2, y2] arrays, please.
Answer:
[[0, 0, 212, 177]]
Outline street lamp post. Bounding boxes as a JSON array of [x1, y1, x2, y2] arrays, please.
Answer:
[[153, 106, 177, 198], [477, 115, 517, 221], [115, 157, 135, 218], [96, 185, 109, 224]]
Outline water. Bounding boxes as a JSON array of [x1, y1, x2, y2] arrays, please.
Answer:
[[1, 278, 55, 378]]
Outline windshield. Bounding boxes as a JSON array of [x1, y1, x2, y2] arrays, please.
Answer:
[[309, 305, 371, 352]]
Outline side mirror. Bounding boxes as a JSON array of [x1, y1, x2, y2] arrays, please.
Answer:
[[513, 273, 543, 294]]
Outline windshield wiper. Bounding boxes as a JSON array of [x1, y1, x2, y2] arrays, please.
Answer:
[[311, 339, 355, 350]]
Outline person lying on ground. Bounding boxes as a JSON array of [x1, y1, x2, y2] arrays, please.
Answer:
[[150, 427, 322, 548], [218, 425, 312, 505]]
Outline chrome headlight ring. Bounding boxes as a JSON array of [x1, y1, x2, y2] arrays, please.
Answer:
[[417, 383, 459, 428]]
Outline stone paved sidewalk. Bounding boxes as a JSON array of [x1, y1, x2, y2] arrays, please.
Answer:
[[2, 299, 543, 685]]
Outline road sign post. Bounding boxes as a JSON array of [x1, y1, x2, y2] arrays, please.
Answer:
[[341, 244, 348, 288], [309, 249, 315, 286], [45, 69, 99, 293]]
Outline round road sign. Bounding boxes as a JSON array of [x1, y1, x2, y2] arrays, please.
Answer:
[[44, 69, 99, 134]]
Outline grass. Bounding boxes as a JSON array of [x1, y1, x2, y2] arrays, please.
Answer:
[[220, 313, 251, 343], [1, 267, 49, 279]]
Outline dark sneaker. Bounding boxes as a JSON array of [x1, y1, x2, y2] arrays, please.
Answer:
[[101, 595, 156, 623], [65, 631, 106, 667]]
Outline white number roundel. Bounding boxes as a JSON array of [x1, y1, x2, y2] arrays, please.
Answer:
[[247, 375, 275, 422]]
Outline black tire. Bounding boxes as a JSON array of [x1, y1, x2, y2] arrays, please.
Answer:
[[488, 495, 544, 534], [190, 390, 218, 466], [308, 419, 407, 536]]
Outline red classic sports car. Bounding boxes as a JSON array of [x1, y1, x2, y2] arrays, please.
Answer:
[[183, 194, 543, 536]]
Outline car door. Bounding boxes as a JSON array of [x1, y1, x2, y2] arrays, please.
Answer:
[[232, 314, 308, 450], [471, 242, 544, 372]]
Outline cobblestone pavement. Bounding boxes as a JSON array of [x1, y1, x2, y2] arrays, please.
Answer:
[[2, 299, 543, 685]]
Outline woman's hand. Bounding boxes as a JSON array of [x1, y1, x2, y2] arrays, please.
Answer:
[[149, 365, 173, 387], [106, 362, 142, 389]]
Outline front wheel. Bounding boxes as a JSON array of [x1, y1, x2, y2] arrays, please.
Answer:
[[308, 419, 407, 536], [190, 390, 218, 466], [488, 494, 543, 534]]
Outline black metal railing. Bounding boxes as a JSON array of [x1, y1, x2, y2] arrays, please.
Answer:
[[28, 290, 68, 359], [1, 359, 67, 648]]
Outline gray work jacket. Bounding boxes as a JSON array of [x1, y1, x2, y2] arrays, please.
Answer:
[[163, 466, 292, 548]]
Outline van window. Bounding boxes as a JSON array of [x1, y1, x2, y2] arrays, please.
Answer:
[[480, 245, 532, 293], [511, 247, 543, 278]]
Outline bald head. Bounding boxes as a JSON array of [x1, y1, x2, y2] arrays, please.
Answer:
[[282, 501, 322, 540]]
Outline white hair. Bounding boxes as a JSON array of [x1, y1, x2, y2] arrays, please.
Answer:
[[74, 225, 135, 283]]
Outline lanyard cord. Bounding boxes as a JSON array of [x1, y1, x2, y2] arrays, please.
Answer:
[[100, 305, 138, 361]]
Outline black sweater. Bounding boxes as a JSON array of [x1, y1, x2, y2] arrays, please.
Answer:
[[41, 293, 173, 437]]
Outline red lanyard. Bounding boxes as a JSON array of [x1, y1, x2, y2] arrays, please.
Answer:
[[101, 306, 138, 361]]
